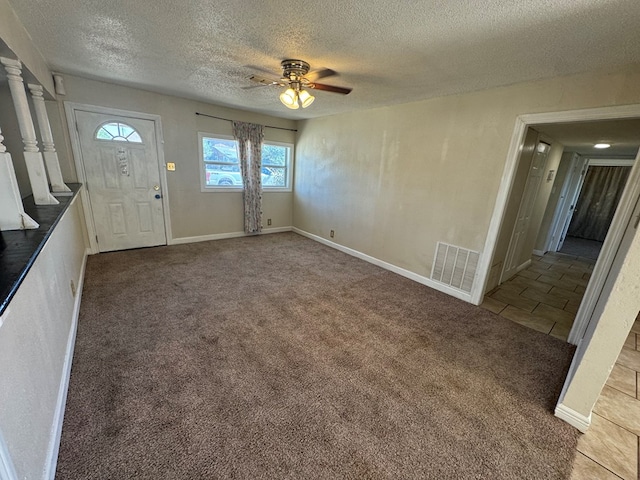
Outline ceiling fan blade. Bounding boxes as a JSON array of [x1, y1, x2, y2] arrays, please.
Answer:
[[306, 68, 337, 82], [309, 83, 352, 95], [247, 74, 285, 87]]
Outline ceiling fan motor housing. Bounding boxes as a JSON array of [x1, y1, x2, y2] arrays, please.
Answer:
[[281, 59, 310, 81]]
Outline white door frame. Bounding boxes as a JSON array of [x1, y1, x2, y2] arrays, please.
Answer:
[[473, 104, 640, 346], [64, 102, 173, 254]]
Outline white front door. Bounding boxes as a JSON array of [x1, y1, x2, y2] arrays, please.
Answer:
[[75, 110, 166, 252]]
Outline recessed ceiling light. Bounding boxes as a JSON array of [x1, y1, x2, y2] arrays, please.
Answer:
[[594, 143, 611, 149]]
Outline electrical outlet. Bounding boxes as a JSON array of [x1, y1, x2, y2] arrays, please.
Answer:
[[267, 218, 272, 226], [330, 230, 335, 238]]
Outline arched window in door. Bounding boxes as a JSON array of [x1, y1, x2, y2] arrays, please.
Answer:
[[95, 122, 142, 143]]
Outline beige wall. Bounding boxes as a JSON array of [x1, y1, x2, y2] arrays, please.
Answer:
[[49, 74, 297, 240], [294, 67, 640, 291], [0, 0, 54, 95]]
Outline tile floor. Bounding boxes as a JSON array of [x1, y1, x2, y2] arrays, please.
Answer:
[[480, 251, 640, 479]]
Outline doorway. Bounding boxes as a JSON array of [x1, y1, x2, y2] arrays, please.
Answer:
[[476, 108, 640, 347], [65, 103, 171, 253]]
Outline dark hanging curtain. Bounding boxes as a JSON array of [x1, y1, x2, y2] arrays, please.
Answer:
[[567, 165, 631, 241]]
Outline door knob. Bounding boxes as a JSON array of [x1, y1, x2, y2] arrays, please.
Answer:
[[155, 194, 162, 199]]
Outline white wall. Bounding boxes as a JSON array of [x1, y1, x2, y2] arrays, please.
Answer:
[[48, 75, 297, 240], [0, 196, 87, 479]]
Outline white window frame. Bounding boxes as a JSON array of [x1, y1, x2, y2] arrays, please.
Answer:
[[199, 132, 293, 193]]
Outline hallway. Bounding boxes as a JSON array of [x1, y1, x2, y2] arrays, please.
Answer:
[[481, 252, 639, 479]]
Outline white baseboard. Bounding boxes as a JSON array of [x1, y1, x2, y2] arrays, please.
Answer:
[[44, 248, 89, 480], [532, 249, 547, 257], [292, 228, 473, 303], [554, 403, 591, 432], [171, 226, 293, 245]]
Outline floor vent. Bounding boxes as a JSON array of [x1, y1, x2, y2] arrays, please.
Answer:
[[431, 242, 479, 293]]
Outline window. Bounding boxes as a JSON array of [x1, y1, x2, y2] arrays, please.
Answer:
[[199, 133, 293, 191], [96, 122, 142, 143]]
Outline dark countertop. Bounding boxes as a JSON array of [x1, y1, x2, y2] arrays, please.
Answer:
[[0, 184, 82, 316]]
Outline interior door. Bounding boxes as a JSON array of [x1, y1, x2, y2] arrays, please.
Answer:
[[502, 141, 552, 281], [75, 110, 166, 252]]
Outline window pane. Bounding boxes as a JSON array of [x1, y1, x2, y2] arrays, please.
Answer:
[[205, 163, 242, 187], [96, 122, 142, 143], [262, 144, 287, 167], [262, 166, 286, 187], [96, 128, 113, 140], [203, 138, 238, 163]]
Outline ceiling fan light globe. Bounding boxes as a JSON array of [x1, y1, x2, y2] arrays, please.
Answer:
[[298, 89, 315, 108], [280, 88, 299, 109]]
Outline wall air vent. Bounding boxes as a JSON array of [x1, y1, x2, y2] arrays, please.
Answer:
[[430, 242, 479, 293]]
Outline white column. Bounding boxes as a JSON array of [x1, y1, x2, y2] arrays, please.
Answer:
[[0, 57, 58, 205], [28, 83, 71, 194], [0, 127, 39, 230]]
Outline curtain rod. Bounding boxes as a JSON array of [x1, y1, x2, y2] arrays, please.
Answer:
[[195, 112, 297, 132]]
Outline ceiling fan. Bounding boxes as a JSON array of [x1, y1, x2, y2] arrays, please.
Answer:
[[247, 59, 352, 110]]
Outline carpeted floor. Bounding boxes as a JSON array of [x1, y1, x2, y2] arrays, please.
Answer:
[[56, 232, 579, 479]]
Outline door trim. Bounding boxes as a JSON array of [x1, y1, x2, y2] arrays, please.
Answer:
[[474, 103, 640, 345], [64, 102, 172, 253]]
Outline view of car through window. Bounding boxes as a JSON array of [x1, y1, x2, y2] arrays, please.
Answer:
[[202, 137, 289, 188]]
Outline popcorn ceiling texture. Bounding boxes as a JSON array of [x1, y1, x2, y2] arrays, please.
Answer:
[[7, 0, 640, 119]]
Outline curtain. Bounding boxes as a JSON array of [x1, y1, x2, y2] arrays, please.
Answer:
[[567, 165, 631, 241], [232, 121, 264, 234]]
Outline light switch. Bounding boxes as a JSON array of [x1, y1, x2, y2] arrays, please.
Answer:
[[167, 162, 176, 171]]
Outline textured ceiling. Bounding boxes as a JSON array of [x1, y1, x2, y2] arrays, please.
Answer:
[[6, 0, 640, 119]]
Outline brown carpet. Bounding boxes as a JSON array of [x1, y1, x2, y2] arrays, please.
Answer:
[[56, 232, 578, 479]]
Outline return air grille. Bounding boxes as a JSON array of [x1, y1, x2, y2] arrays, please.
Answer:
[[430, 242, 479, 293]]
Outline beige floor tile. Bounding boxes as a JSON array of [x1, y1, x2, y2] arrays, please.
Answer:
[[571, 452, 623, 480], [489, 288, 539, 312], [509, 275, 553, 293], [533, 302, 576, 326], [574, 285, 586, 295], [623, 333, 635, 350], [521, 288, 568, 309], [564, 302, 580, 315], [480, 296, 507, 314], [538, 274, 579, 290], [550, 285, 585, 303], [607, 364, 637, 398], [630, 321, 640, 335], [499, 305, 555, 334], [616, 347, 640, 372], [594, 385, 640, 436], [515, 268, 540, 280], [576, 413, 638, 480], [582, 272, 592, 280], [550, 322, 571, 341]]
